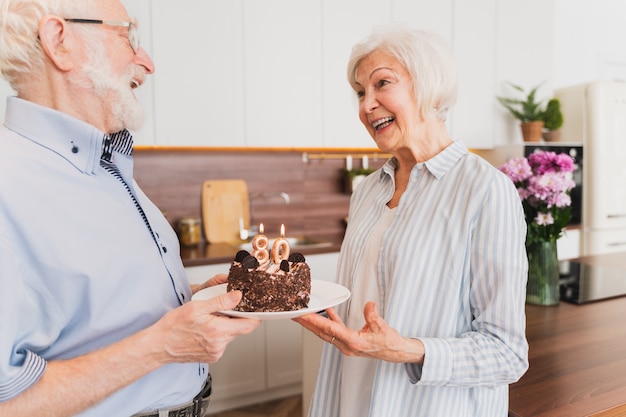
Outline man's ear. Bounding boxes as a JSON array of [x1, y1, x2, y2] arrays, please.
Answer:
[[38, 15, 75, 72]]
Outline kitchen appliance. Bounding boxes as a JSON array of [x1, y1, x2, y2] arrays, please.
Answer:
[[554, 81, 626, 255], [201, 179, 250, 243], [560, 260, 626, 304]]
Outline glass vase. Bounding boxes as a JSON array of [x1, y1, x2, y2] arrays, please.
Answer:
[[526, 240, 560, 306]]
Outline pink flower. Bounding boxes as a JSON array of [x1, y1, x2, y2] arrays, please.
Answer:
[[528, 150, 575, 175], [498, 150, 577, 243], [553, 192, 572, 208], [535, 212, 554, 225], [499, 157, 532, 183]]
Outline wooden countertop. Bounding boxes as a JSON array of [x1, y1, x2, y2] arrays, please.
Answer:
[[180, 237, 343, 267], [509, 252, 626, 417]]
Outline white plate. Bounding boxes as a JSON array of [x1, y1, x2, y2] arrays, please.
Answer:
[[191, 280, 351, 320]]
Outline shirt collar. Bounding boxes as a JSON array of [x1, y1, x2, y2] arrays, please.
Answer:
[[4, 97, 134, 175], [380, 140, 469, 181], [102, 129, 135, 162]]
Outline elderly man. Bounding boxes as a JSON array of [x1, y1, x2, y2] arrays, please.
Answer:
[[0, 1, 259, 416]]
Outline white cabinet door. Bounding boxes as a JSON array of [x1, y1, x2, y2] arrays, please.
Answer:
[[123, 0, 155, 146], [301, 252, 339, 415], [185, 264, 266, 401], [243, 0, 322, 148], [493, 1, 556, 146], [265, 320, 302, 388], [150, 1, 245, 147], [185, 263, 230, 285], [391, 0, 452, 42], [185, 260, 311, 408], [209, 328, 267, 400], [450, 0, 496, 149], [320, 0, 390, 148]]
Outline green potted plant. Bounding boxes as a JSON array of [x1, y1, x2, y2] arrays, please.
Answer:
[[497, 82, 546, 142], [342, 167, 375, 193], [541, 98, 564, 142]]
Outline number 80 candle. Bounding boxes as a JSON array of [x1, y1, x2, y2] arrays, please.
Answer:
[[271, 224, 291, 264], [251, 223, 269, 265]]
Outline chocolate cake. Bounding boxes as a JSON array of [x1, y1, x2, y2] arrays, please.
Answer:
[[227, 250, 311, 312]]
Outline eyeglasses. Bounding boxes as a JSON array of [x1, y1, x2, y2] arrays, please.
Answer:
[[65, 18, 139, 54]]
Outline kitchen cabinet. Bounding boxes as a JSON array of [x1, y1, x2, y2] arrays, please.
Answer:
[[130, 0, 557, 149], [300, 252, 340, 415], [185, 252, 338, 412], [450, 0, 496, 149], [149, 1, 245, 147], [320, 0, 452, 149], [243, 0, 322, 148], [185, 253, 338, 413], [492, 1, 557, 146], [122, 0, 155, 146], [149, 0, 323, 148], [185, 263, 266, 414], [185, 262, 300, 413], [319, 0, 389, 148]]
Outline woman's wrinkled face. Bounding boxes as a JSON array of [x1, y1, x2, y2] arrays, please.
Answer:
[[353, 50, 419, 152]]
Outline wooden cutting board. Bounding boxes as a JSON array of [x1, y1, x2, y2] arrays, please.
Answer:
[[201, 179, 250, 243]]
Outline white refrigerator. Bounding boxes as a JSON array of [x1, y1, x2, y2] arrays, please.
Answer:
[[555, 81, 626, 256]]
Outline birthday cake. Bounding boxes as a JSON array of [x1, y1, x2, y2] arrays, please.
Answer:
[[227, 227, 311, 312]]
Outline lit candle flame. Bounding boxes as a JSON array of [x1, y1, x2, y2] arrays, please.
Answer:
[[280, 224, 285, 238], [259, 223, 264, 234]]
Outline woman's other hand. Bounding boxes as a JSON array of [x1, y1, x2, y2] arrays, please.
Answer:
[[190, 273, 228, 294], [294, 301, 425, 364]]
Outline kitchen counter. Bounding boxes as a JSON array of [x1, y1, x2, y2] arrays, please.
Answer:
[[180, 236, 343, 267], [509, 252, 626, 417]]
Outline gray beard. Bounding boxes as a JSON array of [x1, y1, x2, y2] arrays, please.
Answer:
[[72, 40, 144, 132]]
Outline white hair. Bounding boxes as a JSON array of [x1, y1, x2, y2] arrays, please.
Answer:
[[347, 23, 458, 122], [0, 0, 95, 89]]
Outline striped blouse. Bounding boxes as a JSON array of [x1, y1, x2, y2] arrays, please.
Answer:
[[309, 141, 529, 417]]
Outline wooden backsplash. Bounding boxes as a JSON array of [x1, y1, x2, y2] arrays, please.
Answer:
[[133, 148, 387, 242]]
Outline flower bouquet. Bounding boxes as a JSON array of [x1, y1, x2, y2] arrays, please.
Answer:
[[499, 150, 576, 305]]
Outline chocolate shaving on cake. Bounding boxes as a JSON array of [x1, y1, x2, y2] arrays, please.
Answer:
[[242, 255, 259, 269], [235, 250, 250, 263], [288, 252, 306, 263], [227, 245, 311, 312]]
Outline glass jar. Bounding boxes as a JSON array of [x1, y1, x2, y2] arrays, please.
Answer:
[[179, 217, 201, 247]]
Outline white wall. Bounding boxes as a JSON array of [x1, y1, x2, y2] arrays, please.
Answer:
[[553, 0, 626, 89]]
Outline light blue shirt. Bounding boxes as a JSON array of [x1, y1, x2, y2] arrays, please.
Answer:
[[310, 141, 529, 417], [0, 97, 207, 416]]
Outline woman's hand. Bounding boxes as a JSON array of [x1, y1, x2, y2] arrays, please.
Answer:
[[294, 301, 425, 364], [190, 273, 228, 294]]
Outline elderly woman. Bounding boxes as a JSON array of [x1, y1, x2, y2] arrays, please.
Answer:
[[295, 24, 529, 417]]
